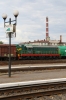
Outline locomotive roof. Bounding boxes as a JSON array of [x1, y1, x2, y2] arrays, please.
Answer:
[[25, 45, 58, 48]]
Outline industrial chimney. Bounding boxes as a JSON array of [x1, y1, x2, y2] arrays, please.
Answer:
[[46, 17, 50, 41], [60, 35, 62, 43]]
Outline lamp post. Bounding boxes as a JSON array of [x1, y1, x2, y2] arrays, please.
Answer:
[[2, 10, 19, 77]]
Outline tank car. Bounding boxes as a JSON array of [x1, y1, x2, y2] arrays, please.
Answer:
[[58, 46, 66, 58]]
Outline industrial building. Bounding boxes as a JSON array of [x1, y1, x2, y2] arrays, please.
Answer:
[[20, 17, 66, 46]]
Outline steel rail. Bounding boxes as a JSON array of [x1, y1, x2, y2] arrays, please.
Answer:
[[0, 79, 66, 99]]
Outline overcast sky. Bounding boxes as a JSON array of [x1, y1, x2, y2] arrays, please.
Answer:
[[0, 0, 66, 44]]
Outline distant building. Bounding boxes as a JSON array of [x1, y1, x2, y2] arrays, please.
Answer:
[[20, 17, 66, 46]]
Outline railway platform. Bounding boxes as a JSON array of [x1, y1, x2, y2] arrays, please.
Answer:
[[0, 63, 66, 84], [0, 63, 66, 69]]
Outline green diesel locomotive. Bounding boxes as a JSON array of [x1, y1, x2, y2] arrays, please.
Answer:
[[16, 44, 66, 60]]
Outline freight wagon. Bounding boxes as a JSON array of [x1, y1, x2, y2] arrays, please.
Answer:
[[0, 44, 17, 60]]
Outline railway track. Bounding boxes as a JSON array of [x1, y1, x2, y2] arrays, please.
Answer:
[[0, 59, 66, 65], [0, 78, 66, 100]]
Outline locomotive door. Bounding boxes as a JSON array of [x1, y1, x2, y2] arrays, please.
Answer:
[[27, 48, 33, 53]]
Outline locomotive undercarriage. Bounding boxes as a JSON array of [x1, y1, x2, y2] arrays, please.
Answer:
[[19, 56, 60, 60]]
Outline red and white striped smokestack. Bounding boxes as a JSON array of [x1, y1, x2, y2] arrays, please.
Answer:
[[46, 17, 49, 41]]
